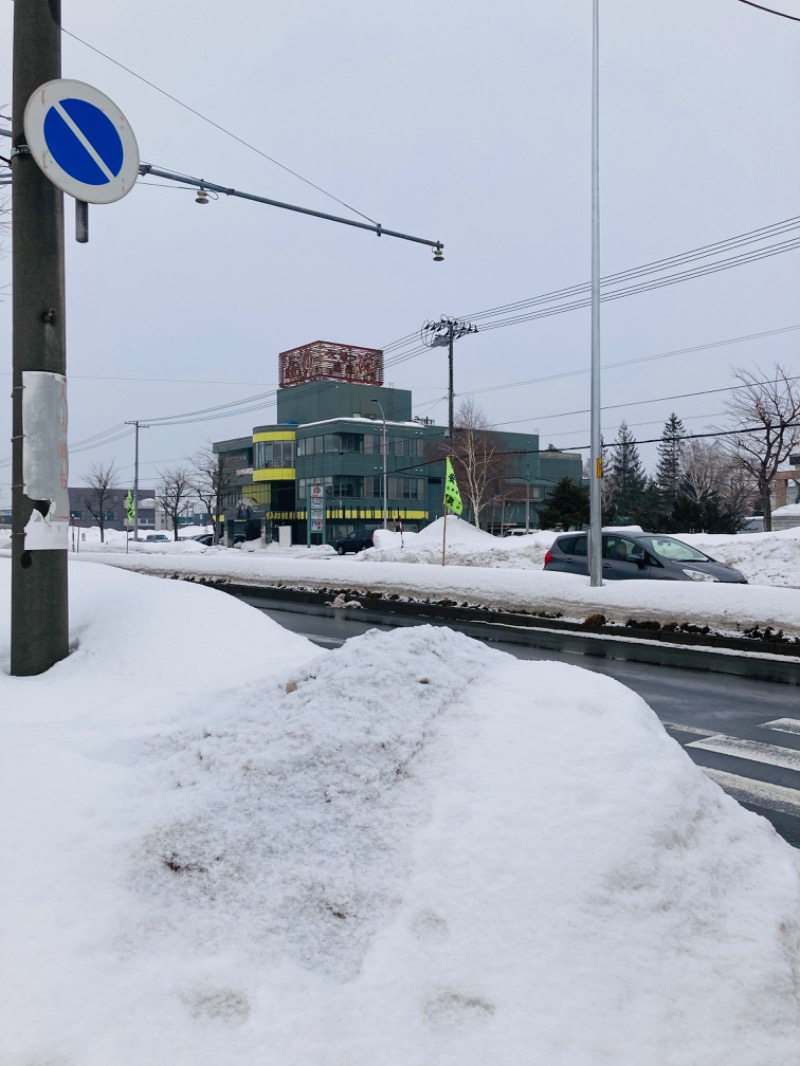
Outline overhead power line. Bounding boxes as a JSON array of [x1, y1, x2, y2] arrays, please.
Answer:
[[60, 27, 378, 223], [490, 374, 800, 430], [736, 0, 800, 22]]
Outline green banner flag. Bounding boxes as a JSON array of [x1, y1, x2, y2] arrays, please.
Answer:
[[126, 490, 135, 523], [444, 457, 463, 516]]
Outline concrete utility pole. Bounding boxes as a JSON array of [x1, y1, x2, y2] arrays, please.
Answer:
[[11, 0, 69, 675], [421, 317, 478, 440], [125, 420, 149, 540], [589, 0, 604, 587]]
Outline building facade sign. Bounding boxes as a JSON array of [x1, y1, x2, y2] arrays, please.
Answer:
[[279, 341, 384, 387]]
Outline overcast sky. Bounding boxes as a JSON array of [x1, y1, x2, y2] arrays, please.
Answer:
[[2, 0, 799, 503]]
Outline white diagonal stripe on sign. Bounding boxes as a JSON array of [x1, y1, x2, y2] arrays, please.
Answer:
[[53, 101, 115, 181], [687, 733, 800, 772]]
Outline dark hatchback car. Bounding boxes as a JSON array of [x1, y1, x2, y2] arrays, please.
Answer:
[[543, 531, 747, 584], [334, 531, 375, 555]]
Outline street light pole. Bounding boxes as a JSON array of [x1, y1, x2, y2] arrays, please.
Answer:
[[421, 317, 478, 440], [589, 0, 603, 587], [370, 400, 388, 529], [525, 465, 531, 533]]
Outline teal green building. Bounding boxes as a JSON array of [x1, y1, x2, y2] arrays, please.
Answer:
[[213, 340, 583, 542]]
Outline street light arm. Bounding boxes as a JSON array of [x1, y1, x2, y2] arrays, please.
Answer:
[[138, 163, 445, 255]]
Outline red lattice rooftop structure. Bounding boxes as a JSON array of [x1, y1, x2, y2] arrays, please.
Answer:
[[279, 341, 384, 388]]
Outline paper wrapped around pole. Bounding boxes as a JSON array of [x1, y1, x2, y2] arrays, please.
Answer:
[[22, 371, 70, 550]]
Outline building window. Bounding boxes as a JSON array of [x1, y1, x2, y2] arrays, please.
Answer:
[[332, 476, 363, 499], [338, 433, 364, 453], [255, 440, 295, 469], [387, 476, 426, 500]]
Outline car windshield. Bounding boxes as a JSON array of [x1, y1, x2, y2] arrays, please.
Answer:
[[637, 535, 710, 562]]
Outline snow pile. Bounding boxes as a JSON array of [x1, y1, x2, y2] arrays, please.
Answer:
[[680, 526, 800, 588], [1, 560, 800, 1064], [373, 516, 554, 568], [369, 521, 800, 588]]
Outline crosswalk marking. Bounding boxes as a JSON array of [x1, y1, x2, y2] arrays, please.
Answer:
[[762, 718, 800, 736], [661, 721, 717, 738], [687, 733, 800, 772], [701, 767, 800, 818]]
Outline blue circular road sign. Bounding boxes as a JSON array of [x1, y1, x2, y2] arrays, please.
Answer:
[[24, 80, 139, 204]]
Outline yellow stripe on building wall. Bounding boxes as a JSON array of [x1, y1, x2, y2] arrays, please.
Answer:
[[253, 468, 296, 482], [253, 430, 296, 443]]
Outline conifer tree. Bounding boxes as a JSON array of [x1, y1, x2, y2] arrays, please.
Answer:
[[606, 422, 647, 523], [537, 477, 589, 530], [655, 413, 685, 505]]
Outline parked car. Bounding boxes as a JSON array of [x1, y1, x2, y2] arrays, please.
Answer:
[[503, 528, 531, 537], [543, 531, 747, 583], [180, 533, 214, 546], [334, 531, 375, 555], [144, 533, 170, 543]]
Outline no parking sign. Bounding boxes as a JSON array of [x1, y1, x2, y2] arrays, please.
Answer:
[[23, 79, 139, 204]]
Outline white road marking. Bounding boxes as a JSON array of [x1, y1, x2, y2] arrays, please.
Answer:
[[702, 767, 800, 818], [303, 634, 345, 646], [661, 721, 717, 738], [762, 718, 800, 736], [687, 733, 800, 772]]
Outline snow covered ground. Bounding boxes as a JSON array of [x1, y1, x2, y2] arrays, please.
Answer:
[[1, 559, 799, 1065], [42, 518, 800, 641]]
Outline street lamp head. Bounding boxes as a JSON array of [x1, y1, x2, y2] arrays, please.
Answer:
[[432, 244, 444, 262], [195, 187, 210, 205]]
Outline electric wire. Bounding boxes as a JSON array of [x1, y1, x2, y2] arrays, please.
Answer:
[[60, 27, 378, 224], [488, 374, 800, 431], [736, 0, 800, 21]]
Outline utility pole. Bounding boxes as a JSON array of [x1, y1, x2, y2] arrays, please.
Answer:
[[589, 0, 604, 587], [11, 0, 69, 675], [370, 400, 388, 529], [421, 317, 478, 440], [125, 420, 149, 540]]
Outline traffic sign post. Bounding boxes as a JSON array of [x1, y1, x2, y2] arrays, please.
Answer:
[[10, 4, 140, 676]]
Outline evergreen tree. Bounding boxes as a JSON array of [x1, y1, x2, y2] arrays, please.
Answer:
[[655, 413, 685, 507], [537, 477, 589, 530], [606, 422, 647, 523]]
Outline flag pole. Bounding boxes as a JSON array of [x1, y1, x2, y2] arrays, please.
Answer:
[[442, 510, 447, 567]]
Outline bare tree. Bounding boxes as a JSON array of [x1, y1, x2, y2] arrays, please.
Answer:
[[191, 447, 237, 544], [448, 398, 510, 528], [82, 462, 118, 543], [723, 363, 800, 530], [681, 439, 728, 504], [682, 438, 755, 527], [157, 466, 193, 540]]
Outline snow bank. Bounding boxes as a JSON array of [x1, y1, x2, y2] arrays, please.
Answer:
[[77, 549, 800, 639], [1, 560, 800, 1065], [368, 519, 800, 589]]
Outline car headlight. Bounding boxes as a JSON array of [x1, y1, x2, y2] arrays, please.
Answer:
[[682, 568, 719, 582]]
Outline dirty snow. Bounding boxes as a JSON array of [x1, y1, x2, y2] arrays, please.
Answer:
[[1, 559, 799, 1065]]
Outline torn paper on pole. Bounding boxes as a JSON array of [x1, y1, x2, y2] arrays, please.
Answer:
[[22, 371, 70, 550]]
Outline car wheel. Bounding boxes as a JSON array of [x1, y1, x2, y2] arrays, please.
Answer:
[[337, 546, 345, 555]]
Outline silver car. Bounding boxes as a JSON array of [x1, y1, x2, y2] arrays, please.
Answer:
[[543, 531, 747, 583]]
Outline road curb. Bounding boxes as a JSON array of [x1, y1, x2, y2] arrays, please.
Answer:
[[214, 579, 800, 686]]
